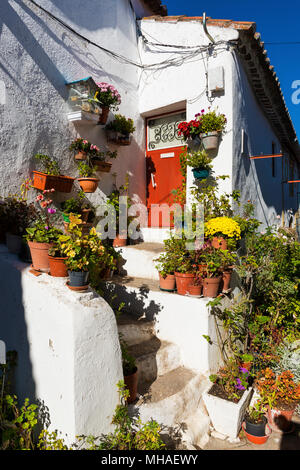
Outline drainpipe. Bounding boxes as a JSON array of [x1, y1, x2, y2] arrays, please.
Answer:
[[202, 12, 215, 44]]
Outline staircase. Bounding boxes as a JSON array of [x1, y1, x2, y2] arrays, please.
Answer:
[[101, 242, 224, 449]]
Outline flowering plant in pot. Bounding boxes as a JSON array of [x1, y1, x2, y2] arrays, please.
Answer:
[[186, 149, 212, 181], [177, 111, 204, 143], [205, 216, 241, 250], [120, 335, 138, 404], [60, 191, 95, 224], [106, 114, 135, 145], [92, 82, 121, 124], [33, 153, 74, 193], [69, 138, 98, 161], [243, 400, 270, 444], [255, 368, 300, 433], [200, 109, 227, 151], [77, 162, 99, 193]]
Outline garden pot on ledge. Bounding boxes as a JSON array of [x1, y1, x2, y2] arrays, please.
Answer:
[[78, 177, 99, 193], [212, 236, 227, 250], [242, 420, 271, 445], [68, 270, 89, 287], [266, 406, 296, 433], [174, 272, 195, 296], [187, 283, 202, 297], [159, 273, 176, 292], [28, 241, 53, 272], [200, 131, 220, 151], [203, 276, 221, 298], [48, 255, 68, 277]]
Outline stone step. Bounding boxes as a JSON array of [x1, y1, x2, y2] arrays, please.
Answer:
[[117, 312, 154, 346], [116, 242, 164, 280], [128, 337, 182, 383]]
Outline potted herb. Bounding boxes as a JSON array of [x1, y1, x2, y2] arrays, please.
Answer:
[[200, 109, 227, 151], [203, 359, 253, 438], [243, 401, 270, 444], [92, 82, 121, 124], [77, 162, 99, 193], [186, 149, 212, 180], [202, 249, 223, 298], [32, 154, 74, 193], [48, 242, 68, 278], [205, 216, 241, 250], [120, 336, 138, 404], [106, 114, 135, 145]]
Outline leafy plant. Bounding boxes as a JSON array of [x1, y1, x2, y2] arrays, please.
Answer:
[[185, 149, 212, 170], [92, 82, 121, 111], [200, 109, 227, 134], [77, 161, 96, 178], [209, 358, 250, 402], [34, 154, 60, 176], [246, 400, 266, 424], [106, 114, 135, 135], [256, 368, 300, 409], [120, 336, 136, 376], [273, 341, 300, 382]]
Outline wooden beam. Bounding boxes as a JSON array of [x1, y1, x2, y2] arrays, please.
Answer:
[[250, 153, 283, 160]]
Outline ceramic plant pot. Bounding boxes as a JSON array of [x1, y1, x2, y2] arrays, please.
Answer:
[[242, 421, 271, 445], [159, 273, 176, 292], [5, 233, 23, 255], [267, 406, 296, 433], [78, 178, 99, 193], [174, 272, 196, 296], [28, 241, 53, 272], [192, 168, 210, 180], [48, 255, 68, 277], [212, 236, 227, 250], [124, 367, 138, 404], [68, 270, 89, 287], [203, 276, 221, 298], [200, 131, 220, 151]]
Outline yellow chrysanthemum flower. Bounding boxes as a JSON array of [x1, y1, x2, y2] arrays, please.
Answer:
[[205, 217, 241, 239]]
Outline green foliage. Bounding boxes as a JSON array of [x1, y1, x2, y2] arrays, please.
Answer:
[[77, 161, 96, 178], [273, 341, 300, 382], [120, 336, 136, 376], [34, 154, 60, 176], [246, 400, 266, 424], [37, 430, 69, 450], [25, 220, 62, 243], [2, 197, 37, 236], [106, 114, 136, 135], [200, 109, 227, 134], [209, 358, 250, 402], [185, 149, 212, 170]]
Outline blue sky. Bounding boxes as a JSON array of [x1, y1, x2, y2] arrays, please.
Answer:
[[163, 0, 300, 138]]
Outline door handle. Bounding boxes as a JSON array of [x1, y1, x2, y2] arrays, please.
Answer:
[[151, 173, 157, 188]]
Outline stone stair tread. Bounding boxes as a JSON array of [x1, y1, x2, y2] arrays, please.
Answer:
[[108, 275, 161, 292], [138, 366, 196, 403], [117, 311, 154, 327], [120, 242, 164, 253], [128, 337, 171, 358]]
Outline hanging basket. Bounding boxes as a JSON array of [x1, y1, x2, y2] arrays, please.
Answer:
[[78, 177, 99, 193], [74, 151, 87, 161], [192, 168, 210, 180], [32, 171, 74, 193], [92, 160, 112, 173], [200, 131, 220, 151]]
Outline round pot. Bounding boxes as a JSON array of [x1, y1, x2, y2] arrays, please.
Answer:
[[200, 131, 220, 151], [203, 276, 221, 298], [6, 233, 23, 255], [98, 106, 110, 125], [159, 273, 176, 292], [267, 406, 295, 433], [221, 269, 232, 292], [244, 416, 267, 437], [113, 235, 127, 247], [192, 168, 210, 180], [48, 255, 68, 277], [242, 422, 271, 445], [187, 283, 202, 297], [124, 367, 138, 404], [78, 178, 99, 193], [174, 272, 196, 296], [212, 236, 228, 250], [28, 241, 53, 272], [74, 151, 87, 161], [68, 270, 89, 287]]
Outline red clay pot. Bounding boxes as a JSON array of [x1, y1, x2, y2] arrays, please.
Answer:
[[203, 276, 222, 298], [124, 367, 138, 404], [98, 106, 110, 125], [113, 235, 127, 247], [187, 283, 202, 297], [221, 269, 232, 292], [242, 422, 271, 445], [74, 151, 87, 161], [32, 171, 74, 193], [78, 178, 99, 193], [48, 255, 68, 277], [159, 273, 176, 292], [212, 236, 227, 250], [28, 241, 53, 272], [267, 406, 295, 433], [174, 272, 196, 296]]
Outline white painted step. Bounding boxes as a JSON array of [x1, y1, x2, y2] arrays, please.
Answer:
[[117, 313, 154, 346], [116, 243, 164, 280]]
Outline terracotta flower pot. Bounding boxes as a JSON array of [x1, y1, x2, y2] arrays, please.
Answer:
[[267, 406, 295, 433], [212, 236, 227, 250], [221, 269, 232, 292], [124, 367, 138, 404], [32, 171, 74, 193], [159, 273, 176, 292], [200, 131, 220, 151], [92, 161, 112, 173], [187, 283, 202, 297], [78, 178, 99, 193], [6, 233, 23, 255], [48, 255, 68, 277], [203, 276, 222, 298], [28, 241, 53, 272], [113, 234, 127, 247], [74, 151, 87, 161], [242, 421, 271, 445], [174, 272, 196, 296], [81, 208, 91, 223], [98, 106, 110, 125]]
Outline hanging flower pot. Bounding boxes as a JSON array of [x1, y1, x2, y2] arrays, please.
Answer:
[[192, 168, 210, 180], [28, 241, 53, 272], [48, 255, 68, 277], [78, 177, 99, 193], [117, 133, 132, 146], [203, 276, 221, 298], [200, 131, 220, 151], [212, 236, 228, 250], [5, 233, 23, 255], [98, 106, 110, 125], [124, 367, 138, 404], [159, 273, 176, 292], [74, 151, 87, 161], [174, 272, 196, 296], [93, 160, 112, 173], [32, 171, 74, 193]]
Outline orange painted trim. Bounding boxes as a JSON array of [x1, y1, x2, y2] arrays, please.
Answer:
[[250, 154, 283, 160]]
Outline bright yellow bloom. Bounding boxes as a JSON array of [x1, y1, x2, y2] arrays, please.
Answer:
[[205, 217, 241, 239]]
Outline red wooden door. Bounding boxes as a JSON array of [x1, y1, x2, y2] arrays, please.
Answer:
[[146, 111, 186, 227]]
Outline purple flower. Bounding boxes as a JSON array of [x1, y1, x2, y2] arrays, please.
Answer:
[[45, 226, 49, 230], [48, 208, 56, 214], [235, 378, 245, 391], [239, 367, 249, 375]]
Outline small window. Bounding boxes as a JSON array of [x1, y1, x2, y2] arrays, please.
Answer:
[[271, 142, 276, 177]]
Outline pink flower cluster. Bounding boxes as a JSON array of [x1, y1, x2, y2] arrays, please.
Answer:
[[36, 189, 56, 213], [95, 82, 121, 104]]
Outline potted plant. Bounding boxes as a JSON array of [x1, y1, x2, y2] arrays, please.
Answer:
[[174, 258, 196, 296], [91, 150, 117, 173], [202, 249, 223, 298], [186, 149, 212, 181], [200, 109, 227, 151], [178, 112, 204, 147], [4, 196, 37, 255], [120, 336, 138, 404], [60, 191, 95, 224], [186, 273, 202, 297], [242, 400, 270, 444], [77, 161, 99, 193], [48, 242, 68, 278], [219, 249, 236, 293], [105, 178, 133, 247], [32, 154, 74, 193], [92, 82, 121, 125], [106, 114, 135, 145], [154, 250, 177, 292], [205, 216, 241, 250], [203, 359, 253, 438], [256, 368, 300, 433], [239, 353, 254, 372]]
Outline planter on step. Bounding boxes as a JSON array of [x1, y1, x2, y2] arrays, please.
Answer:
[[203, 386, 253, 438], [159, 273, 176, 292], [48, 255, 68, 277], [78, 177, 99, 193], [28, 241, 53, 272], [200, 131, 220, 151], [5, 233, 23, 255], [124, 367, 138, 404], [202, 276, 221, 298], [242, 421, 271, 445], [174, 272, 196, 296], [68, 270, 89, 287], [32, 171, 75, 193]]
